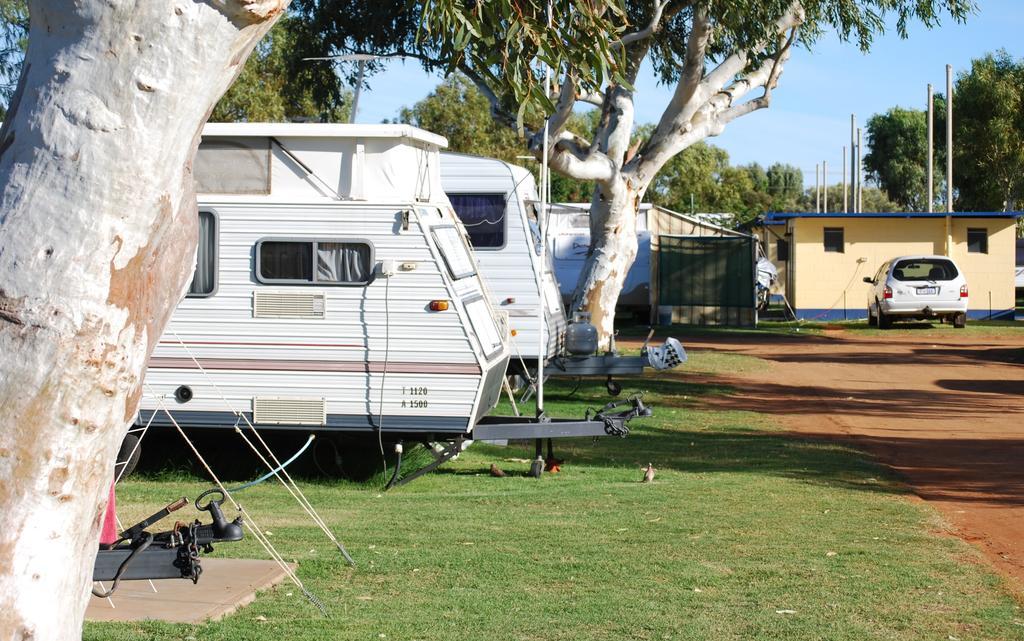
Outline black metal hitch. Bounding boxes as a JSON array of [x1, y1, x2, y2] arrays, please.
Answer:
[[92, 488, 244, 596]]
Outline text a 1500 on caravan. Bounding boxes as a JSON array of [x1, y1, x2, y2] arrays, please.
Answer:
[[441, 153, 687, 399], [134, 124, 651, 484]]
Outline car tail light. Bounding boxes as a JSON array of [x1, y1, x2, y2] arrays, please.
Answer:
[[960, 284, 968, 298], [429, 300, 449, 311], [883, 285, 892, 299]]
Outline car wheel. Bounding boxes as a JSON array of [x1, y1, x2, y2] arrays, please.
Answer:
[[953, 312, 967, 328], [877, 304, 892, 329], [867, 305, 877, 327]]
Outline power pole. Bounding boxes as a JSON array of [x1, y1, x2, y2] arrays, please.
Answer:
[[842, 146, 848, 213], [850, 115, 857, 212], [945, 64, 954, 256], [823, 160, 828, 213], [856, 127, 864, 212], [927, 83, 934, 213], [815, 163, 820, 213]]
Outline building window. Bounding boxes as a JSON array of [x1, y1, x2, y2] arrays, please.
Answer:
[[256, 239, 373, 285], [447, 193, 507, 249], [823, 227, 844, 253], [187, 210, 218, 297], [776, 238, 790, 261], [967, 228, 988, 254]]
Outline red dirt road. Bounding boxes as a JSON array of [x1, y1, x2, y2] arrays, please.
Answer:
[[684, 328, 1024, 590]]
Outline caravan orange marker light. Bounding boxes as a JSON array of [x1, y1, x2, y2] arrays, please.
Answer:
[[429, 300, 450, 311]]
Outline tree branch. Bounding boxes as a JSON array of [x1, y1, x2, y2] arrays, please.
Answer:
[[631, 3, 805, 182], [615, 0, 686, 48], [645, 5, 711, 147], [547, 133, 618, 184]]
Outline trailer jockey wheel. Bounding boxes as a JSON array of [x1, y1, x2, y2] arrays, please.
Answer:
[[529, 456, 544, 479], [114, 433, 141, 481], [606, 376, 622, 397]]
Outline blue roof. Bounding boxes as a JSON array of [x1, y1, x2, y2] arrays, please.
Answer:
[[764, 211, 1022, 224]]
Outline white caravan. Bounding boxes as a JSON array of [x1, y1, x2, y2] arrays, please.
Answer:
[[138, 123, 511, 439], [439, 152, 567, 376]]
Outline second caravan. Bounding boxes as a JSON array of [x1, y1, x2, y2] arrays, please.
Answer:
[[440, 152, 567, 376]]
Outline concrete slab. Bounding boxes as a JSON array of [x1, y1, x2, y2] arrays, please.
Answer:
[[86, 558, 295, 624]]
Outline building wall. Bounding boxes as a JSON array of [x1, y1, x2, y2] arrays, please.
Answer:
[[949, 218, 1017, 316], [788, 216, 1016, 320]]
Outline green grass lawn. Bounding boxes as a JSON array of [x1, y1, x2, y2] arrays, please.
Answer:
[[86, 370, 1024, 641]]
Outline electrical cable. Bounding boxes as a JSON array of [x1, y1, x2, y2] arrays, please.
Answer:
[[376, 271, 391, 482], [228, 434, 315, 493], [91, 532, 153, 598]]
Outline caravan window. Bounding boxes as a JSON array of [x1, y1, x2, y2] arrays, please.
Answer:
[[464, 296, 504, 360], [447, 193, 506, 249], [187, 210, 218, 297], [432, 226, 477, 280], [256, 239, 373, 285]]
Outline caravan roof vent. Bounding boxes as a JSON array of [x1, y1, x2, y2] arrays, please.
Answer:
[[253, 397, 327, 426], [253, 291, 326, 319]]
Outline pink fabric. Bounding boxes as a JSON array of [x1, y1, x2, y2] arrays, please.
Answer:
[[99, 482, 118, 545]]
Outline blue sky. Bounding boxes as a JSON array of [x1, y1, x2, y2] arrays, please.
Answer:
[[356, 1, 1024, 187]]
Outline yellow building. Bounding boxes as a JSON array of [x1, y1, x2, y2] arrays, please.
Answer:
[[757, 212, 1020, 320]]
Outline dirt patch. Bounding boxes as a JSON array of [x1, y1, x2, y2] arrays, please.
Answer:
[[677, 328, 1024, 591]]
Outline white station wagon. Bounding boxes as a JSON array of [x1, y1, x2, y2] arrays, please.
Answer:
[[864, 255, 969, 328]]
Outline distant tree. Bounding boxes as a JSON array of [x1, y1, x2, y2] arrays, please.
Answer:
[[399, 73, 595, 202], [651, 148, 794, 222], [812, 184, 899, 213], [953, 50, 1024, 212], [864, 107, 937, 211], [650, 142, 731, 214], [399, 74, 521, 160], [765, 162, 804, 210], [0, 0, 26, 105], [211, 17, 350, 123]]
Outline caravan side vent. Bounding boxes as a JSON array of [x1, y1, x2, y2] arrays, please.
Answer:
[[253, 291, 326, 319], [253, 397, 327, 426]]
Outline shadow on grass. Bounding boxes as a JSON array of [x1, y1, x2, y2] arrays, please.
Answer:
[[442, 376, 905, 498], [453, 421, 905, 499]]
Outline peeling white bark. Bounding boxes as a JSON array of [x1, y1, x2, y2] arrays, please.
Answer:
[[0, 2, 286, 640], [570, 179, 641, 345]]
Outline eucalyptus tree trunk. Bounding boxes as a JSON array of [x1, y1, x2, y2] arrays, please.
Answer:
[[570, 178, 643, 346], [0, 2, 285, 639]]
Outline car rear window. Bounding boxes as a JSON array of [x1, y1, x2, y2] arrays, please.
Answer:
[[891, 259, 958, 281]]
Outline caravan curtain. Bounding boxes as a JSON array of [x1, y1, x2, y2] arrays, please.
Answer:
[[188, 211, 217, 295], [448, 193, 506, 248], [316, 242, 371, 283]]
